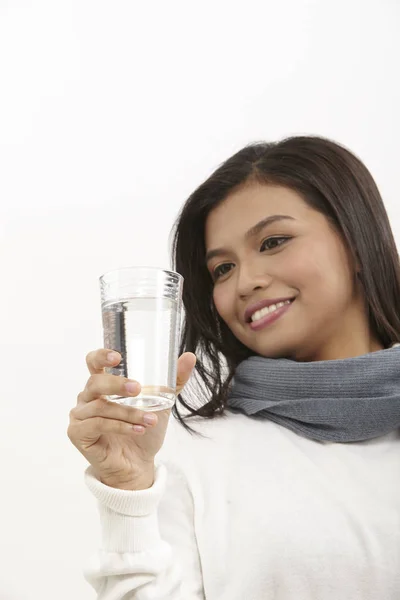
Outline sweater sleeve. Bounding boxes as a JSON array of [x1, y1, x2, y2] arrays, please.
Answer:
[[83, 458, 205, 599]]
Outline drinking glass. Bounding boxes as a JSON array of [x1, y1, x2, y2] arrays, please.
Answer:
[[99, 266, 183, 411]]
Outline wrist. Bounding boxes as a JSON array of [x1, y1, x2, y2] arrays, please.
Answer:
[[99, 464, 155, 491]]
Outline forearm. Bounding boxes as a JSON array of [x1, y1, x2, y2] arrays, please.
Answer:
[[84, 463, 204, 599]]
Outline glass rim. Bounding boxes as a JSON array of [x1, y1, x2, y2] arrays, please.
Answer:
[[99, 266, 183, 282]]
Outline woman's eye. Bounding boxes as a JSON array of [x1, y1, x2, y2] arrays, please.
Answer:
[[260, 236, 290, 251], [213, 263, 233, 280]]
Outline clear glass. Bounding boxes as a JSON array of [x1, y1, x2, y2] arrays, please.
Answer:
[[99, 267, 183, 411]]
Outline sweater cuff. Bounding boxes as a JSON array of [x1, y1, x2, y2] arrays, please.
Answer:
[[84, 463, 167, 516], [84, 463, 168, 554]]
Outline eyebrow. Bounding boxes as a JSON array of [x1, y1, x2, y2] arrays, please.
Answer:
[[205, 214, 296, 263]]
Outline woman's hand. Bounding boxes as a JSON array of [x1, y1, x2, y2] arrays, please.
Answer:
[[67, 349, 196, 490]]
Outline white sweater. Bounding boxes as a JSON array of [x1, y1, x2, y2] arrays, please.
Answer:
[[84, 409, 400, 599]]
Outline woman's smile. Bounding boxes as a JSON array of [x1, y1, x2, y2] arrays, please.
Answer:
[[247, 298, 295, 331]]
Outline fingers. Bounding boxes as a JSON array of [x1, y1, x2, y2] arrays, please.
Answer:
[[68, 400, 159, 446], [78, 372, 141, 404], [71, 398, 158, 429], [83, 348, 195, 400], [176, 352, 196, 394], [68, 416, 148, 447], [86, 349, 121, 375]]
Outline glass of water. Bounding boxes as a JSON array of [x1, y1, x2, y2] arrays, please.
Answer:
[[99, 267, 183, 411]]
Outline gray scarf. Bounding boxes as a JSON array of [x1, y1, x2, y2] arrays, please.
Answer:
[[227, 345, 400, 443]]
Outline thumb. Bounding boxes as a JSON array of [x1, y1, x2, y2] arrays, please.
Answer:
[[176, 352, 197, 394]]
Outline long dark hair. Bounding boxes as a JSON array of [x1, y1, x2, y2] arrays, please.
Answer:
[[170, 135, 400, 434]]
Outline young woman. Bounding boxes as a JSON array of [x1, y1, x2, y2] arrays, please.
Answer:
[[68, 135, 400, 599]]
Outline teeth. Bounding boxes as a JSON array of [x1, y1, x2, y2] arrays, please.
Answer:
[[251, 300, 291, 322]]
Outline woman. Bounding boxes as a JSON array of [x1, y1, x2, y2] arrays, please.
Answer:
[[68, 135, 400, 599]]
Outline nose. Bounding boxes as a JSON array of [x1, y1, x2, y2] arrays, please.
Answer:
[[237, 263, 273, 299]]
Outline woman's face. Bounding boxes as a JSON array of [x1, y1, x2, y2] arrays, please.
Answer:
[[205, 182, 380, 361]]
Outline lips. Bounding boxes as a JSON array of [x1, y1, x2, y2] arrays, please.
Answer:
[[244, 296, 295, 323]]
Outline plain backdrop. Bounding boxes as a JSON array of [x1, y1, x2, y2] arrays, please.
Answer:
[[0, 1, 399, 598]]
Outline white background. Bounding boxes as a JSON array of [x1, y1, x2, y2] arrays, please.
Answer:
[[0, 1, 399, 598]]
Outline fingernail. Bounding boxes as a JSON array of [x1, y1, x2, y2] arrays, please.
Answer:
[[132, 425, 145, 433], [125, 382, 139, 394], [143, 413, 157, 425], [107, 352, 119, 364]]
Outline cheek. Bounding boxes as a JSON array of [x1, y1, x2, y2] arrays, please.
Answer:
[[290, 243, 352, 301], [213, 285, 235, 321]]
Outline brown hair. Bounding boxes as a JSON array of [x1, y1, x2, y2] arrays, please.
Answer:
[[170, 135, 400, 434]]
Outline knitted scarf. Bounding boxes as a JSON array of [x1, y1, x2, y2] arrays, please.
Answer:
[[227, 345, 400, 442]]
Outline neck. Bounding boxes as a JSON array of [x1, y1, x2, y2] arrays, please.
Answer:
[[300, 338, 384, 362], [296, 301, 384, 362]]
